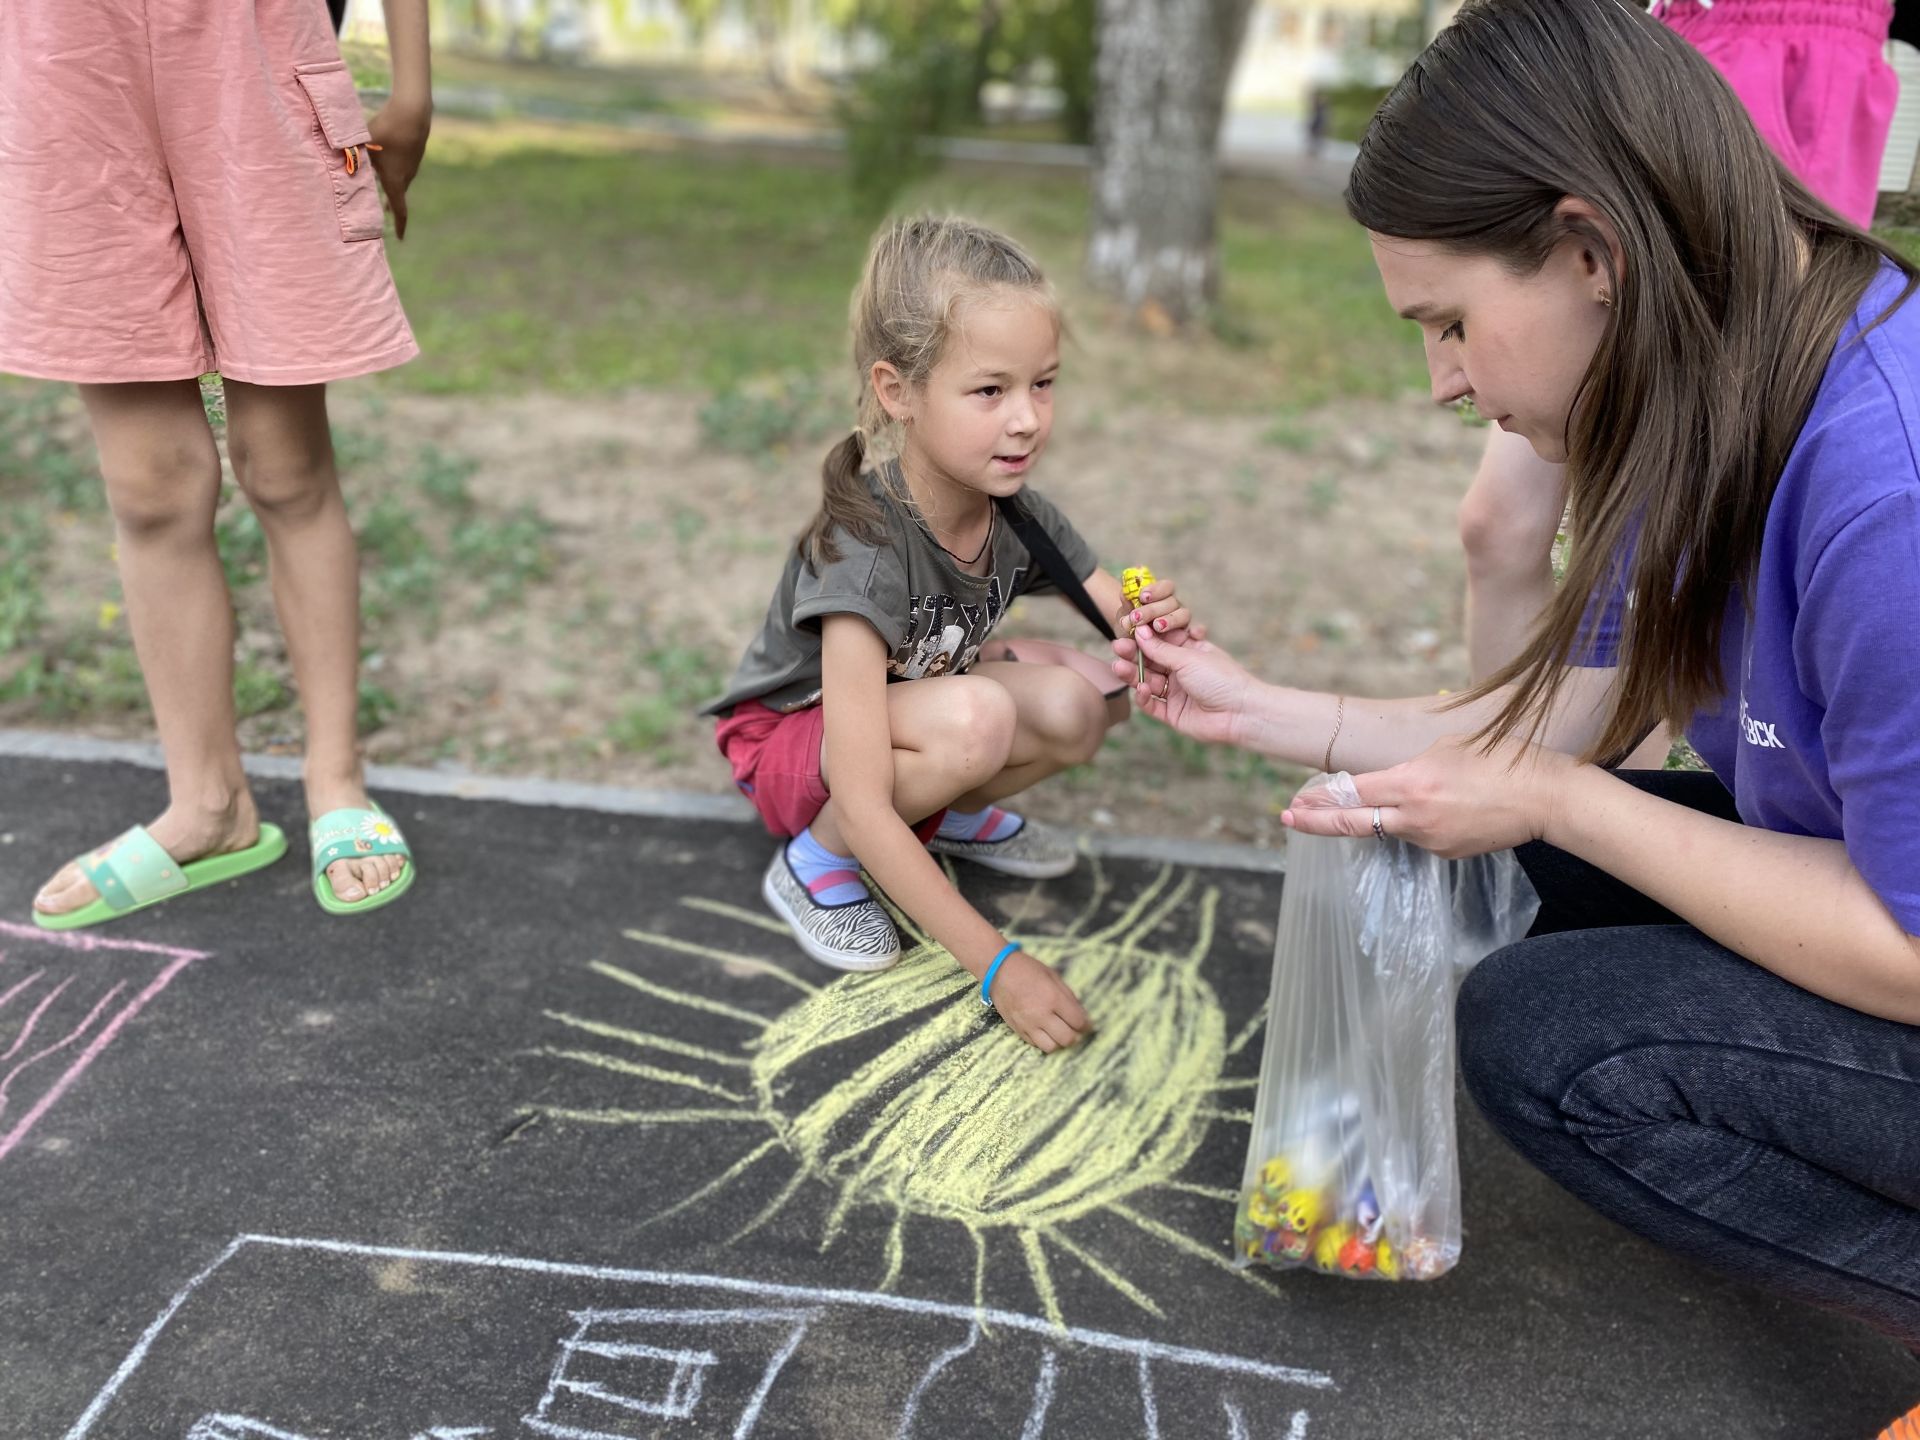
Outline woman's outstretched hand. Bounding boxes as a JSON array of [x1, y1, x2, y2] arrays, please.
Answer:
[[1113, 623, 1254, 748], [1282, 734, 1577, 858]]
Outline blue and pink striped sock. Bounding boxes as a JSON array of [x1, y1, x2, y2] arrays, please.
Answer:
[[785, 826, 869, 907], [937, 806, 1024, 843]]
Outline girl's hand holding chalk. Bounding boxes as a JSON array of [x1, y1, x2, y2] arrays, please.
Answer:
[[990, 951, 1093, 1053]]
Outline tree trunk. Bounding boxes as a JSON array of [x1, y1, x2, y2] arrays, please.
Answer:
[[1086, 0, 1254, 327]]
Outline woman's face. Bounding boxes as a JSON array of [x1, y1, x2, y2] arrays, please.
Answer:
[[1369, 231, 1614, 464]]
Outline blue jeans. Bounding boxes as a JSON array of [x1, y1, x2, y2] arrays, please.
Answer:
[[1457, 771, 1920, 1350]]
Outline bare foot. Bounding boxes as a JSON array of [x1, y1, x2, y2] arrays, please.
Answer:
[[307, 773, 409, 906], [34, 791, 263, 918]]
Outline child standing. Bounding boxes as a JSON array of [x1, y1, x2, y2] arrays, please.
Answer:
[[3, 0, 432, 926], [707, 215, 1191, 1053]]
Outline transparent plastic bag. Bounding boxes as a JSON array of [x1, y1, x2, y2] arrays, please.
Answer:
[[1235, 772, 1539, 1281]]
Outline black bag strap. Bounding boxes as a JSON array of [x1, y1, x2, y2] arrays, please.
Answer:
[[993, 495, 1115, 641]]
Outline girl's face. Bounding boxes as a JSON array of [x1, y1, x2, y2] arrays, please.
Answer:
[[883, 294, 1060, 500], [1369, 229, 1614, 464]]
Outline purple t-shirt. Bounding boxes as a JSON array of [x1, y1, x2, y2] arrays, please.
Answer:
[[1587, 263, 1920, 934]]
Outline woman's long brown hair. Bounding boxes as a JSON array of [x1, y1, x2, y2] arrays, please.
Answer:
[[1347, 0, 1915, 763]]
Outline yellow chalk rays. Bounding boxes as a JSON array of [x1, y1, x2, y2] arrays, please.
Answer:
[[532, 860, 1262, 1332]]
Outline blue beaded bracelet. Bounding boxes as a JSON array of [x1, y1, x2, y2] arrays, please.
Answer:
[[980, 941, 1020, 1009]]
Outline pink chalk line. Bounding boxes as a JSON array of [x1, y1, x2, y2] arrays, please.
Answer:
[[0, 922, 209, 1163]]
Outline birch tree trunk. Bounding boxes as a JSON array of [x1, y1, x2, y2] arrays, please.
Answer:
[[1087, 0, 1254, 326]]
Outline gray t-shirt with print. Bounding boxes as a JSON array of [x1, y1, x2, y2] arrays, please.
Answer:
[[705, 472, 1100, 716]]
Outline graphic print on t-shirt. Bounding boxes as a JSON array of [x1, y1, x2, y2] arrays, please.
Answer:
[[1737, 628, 1789, 752], [887, 567, 1030, 682]]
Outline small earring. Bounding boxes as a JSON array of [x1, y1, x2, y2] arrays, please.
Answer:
[[1599, 290, 1614, 309]]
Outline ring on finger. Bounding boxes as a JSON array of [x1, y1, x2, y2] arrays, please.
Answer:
[[1371, 806, 1386, 842]]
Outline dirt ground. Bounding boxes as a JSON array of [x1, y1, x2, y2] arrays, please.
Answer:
[[12, 377, 1489, 851]]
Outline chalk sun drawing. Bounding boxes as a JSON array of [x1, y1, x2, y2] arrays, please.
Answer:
[[523, 860, 1270, 1330]]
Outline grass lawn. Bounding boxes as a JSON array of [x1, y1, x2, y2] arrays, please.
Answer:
[[343, 43, 717, 121], [377, 117, 1426, 408]]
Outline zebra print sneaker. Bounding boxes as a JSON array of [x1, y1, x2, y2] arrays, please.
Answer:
[[927, 814, 1078, 879], [761, 849, 901, 972]]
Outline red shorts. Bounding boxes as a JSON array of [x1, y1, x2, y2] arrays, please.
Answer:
[[715, 700, 943, 841]]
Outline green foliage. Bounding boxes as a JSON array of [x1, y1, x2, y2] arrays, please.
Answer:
[[330, 425, 390, 472], [698, 373, 841, 459], [835, 0, 1097, 208], [1033, 0, 1096, 144], [360, 494, 446, 628], [2, 383, 99, 511], [1322, 81, 1394, 145], [358, 676, 403, 732], [453, 504, 558, 604], [216, 505, 269, 591], [233, 661, 291, 719], [413, 445, 480, 511], [387, 135, 1421, 409], [837, 36, 977, 213], [1261, 417, 1317, 452], [607, 642, 726, 756], [1306, 474, 1342, 517], [1877, 225, 1920, 266], [0, 396, 545, 737], [0, 509, 50, 656], [0, 636, 149, 719]]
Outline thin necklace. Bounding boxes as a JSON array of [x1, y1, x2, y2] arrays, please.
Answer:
[[928, 507, 994, 568]]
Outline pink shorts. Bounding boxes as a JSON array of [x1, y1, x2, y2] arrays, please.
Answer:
[[715, 701, 945, 842], [0, 0, 418, 386], [1655, 0, 1896, 228]]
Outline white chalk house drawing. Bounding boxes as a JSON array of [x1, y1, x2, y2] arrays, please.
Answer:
[[520, 863, 1276, 1333], [66, 1235, 1333, 1440]]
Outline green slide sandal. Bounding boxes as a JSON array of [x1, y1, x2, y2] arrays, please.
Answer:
[[32, 823, 289, 932], [310, 804, 417, 916]]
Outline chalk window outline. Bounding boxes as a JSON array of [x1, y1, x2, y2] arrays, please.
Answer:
[[551, 1341, 714, 1421], [524, 1305, 815, 1440]]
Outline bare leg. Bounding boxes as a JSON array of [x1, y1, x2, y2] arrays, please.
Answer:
[[34, 382, 260, 917], [947, 658, 1110, 809], [222, 380, 403, 905], [808, 662, 1109, 852], [810, 674, 1021, 854]]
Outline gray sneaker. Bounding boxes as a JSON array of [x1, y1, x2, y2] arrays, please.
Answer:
[[926, 814, 1078, 879], [761, 849, 902, 972]]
